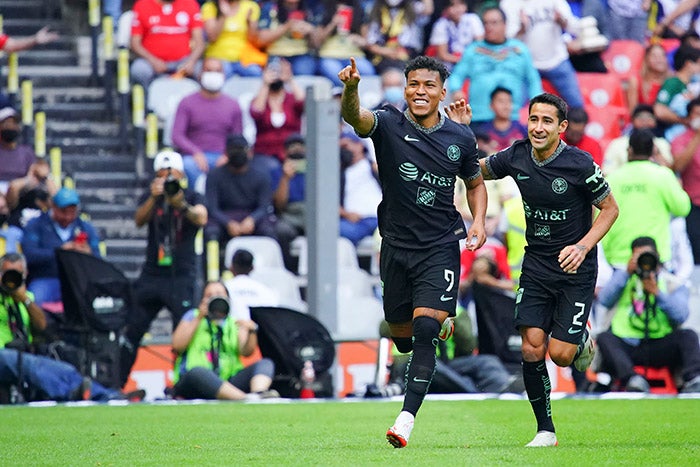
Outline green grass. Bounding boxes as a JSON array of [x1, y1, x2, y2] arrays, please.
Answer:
[[1, 398, 699, 465]]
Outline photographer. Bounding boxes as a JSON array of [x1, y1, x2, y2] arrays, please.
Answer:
[[121, 151, 207, 385], [596, 236, 700, 393], [0, 253, 138, 402], [170, 281, 278, 400]]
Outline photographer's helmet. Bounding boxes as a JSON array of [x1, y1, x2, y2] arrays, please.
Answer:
[[153, 150, 184, 173]]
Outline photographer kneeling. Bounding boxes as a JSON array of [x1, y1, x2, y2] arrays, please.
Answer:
[[597, 237, 700, 393], [170, 281, 279, 400]]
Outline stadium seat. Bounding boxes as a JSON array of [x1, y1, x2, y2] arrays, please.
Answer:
[[293, 75, 333, 100], [295, 236, 367, 277], [116, 10, 133, 49], [146, 76, 200, 122], [584, 105, 625, 152], [576, 72, 627, 110], [250, 268, 307, 313], [358, 75, 384, 110], [221, 76, 261, 144], [224, 236, 286, 270], [602, 40, 645, 82], [633, 366, 678, 395]]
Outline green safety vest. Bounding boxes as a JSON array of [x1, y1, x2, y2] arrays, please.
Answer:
[[504, 196, 527, 285], [0, 293, 34, 347], [610, 275, 674, 340]]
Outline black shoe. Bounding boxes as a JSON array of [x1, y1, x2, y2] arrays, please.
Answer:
[[70, 377, 92, 401], [681, 375, 700, 393]]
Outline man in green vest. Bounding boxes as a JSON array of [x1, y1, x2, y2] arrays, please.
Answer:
[[596, 236, 700, 393]]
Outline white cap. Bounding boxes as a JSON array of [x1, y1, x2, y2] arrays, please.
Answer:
[[0, 107, 19, 122], [153, 150, 184, 172]]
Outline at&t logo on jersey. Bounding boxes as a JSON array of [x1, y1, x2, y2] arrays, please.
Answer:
[[399, 162, 419, 181]]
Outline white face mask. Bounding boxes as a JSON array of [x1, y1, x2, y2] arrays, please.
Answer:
[[200, 71, 225, 92], [386, 0, 403, 7], [692, 117, 700, 131]]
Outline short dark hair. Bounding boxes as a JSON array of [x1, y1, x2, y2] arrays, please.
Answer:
[[231, 249, 254, 275], [631, 236, 657, 251], [632, 104, 655, 119], [480, 4, 506, 22], [404, 56, 450, 85], [672, 44, 700, 71], [567, 106, 589, 124], [490, 86, 512, 101], [528, 93, 568, 123], [628, 128, 654, 157], [686, 96, 700, 116]]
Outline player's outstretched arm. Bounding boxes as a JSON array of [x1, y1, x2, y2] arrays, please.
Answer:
[[444, 99, 472, 126], [338, 57, 375, 135]]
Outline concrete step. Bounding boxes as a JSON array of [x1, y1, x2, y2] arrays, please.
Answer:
[[46, 120, 120, 137], [0, 0, 61, 20], [73, 186, 147, 205], [2, 18, 66, 37], [104, 238, 148, 255], [42, 102, 112, 121], [17, 50, 78, 67], [35, 87, 107, 105], [72, 171, 142, 189], [61, 153, 135, 173], [83, 201, 138, 221], [102, 254, 143, 281], [91, 218, 143, 240], [2, 66, 94, 87]]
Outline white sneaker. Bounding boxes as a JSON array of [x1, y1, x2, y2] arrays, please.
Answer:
[[386, 411, 414, 448], [525, 431, 558, 447], [573, 321, 595, 372], [438, 317, 454, 341]]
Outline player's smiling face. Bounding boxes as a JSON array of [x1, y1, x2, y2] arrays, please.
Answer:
[[404, 68, 446, 126], [528, 103, 568, 159]]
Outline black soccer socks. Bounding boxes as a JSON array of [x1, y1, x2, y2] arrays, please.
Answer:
[[402, 316, 440, 416], [522, 360, 556, 433]]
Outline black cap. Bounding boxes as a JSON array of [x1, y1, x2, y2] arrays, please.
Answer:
[[284, 133, 305, 147], [226, 134, 249, 149], [231, 249, 254, 269]]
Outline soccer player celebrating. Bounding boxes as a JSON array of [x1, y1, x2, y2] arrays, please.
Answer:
[[448, 93, 619, 447], [338, 56, 488, 448]]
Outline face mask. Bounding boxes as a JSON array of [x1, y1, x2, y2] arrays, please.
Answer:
[[0, 213, 8, 225], [227, 151, 249, 168], [384, 86, 403, 104], [287, 151, 305, 160], [386, 0, 403, 7], [200, 71, 225, 92], [691, 118, 700, 130], [269, 80, 284, 92], [0, 129, 19, 143]]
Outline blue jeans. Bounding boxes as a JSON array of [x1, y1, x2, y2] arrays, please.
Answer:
[[538, 59, 585, 109], [318, 57, 376, 87], [183, 151, 221, 191], [27, 277, 61, 305], [222, 60, 263, 79], [130, 57, 199, 91], [340, 216, 378, 245]]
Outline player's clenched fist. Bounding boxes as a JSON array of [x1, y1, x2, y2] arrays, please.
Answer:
[[338, 57, 361, 86]]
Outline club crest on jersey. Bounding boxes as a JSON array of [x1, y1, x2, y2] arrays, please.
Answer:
[[551, 177, 568, 194], [446, 144, 461, 161], [416, 187, 436, 206]]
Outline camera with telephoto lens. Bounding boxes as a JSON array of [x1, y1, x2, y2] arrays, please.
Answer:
[[163, 174, 181, 197], [635, 251, 659, 279], [207, 296, 230, 320], [0, 269, 24, 292]]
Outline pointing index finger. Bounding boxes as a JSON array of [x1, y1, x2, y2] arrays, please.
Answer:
[[350, 57, 357, 73]]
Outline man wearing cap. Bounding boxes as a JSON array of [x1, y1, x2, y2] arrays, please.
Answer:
[[21, 188, 101, 306], [0, 108, 37, 195], [121, 150, 207, 384]]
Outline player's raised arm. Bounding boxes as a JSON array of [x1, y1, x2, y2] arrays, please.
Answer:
[[339, 57, 375, 136], [444, 98, 472, 126]]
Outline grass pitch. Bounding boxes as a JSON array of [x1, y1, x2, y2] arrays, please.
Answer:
[[1, 397, 698, 465]]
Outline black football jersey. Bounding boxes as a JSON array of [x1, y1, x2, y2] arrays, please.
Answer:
[[363, 105, 481, 249], [484, 139, 611, 274]]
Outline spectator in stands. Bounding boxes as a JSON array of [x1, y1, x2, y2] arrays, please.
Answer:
[[122, 151, 207, 385], [250, 58, 305, 165], [500, 193, 527, 286], [0, 252, 144, 402], [501, 0, 586, 111], [339, 132, 381, 246], [671, 96, 700, 264], [311, 0, 376, 86], [562, 107, 603, 166], [603, 104, 673, 175], [223, 249, 280, 320], [201, 0, 265, 78], [5, 159, 57, 228], [606, 1, 651, 44], [103, 0, 123, 23], [0, 108, 36, 195], [654, 44, 700, 141], [472, 86, 528, 151], [257, 0, 318, 76], [626, 44, 672, 116], [0, 194, 22, 256], [596, 236, 700, 393], [446, 6, 543, 126], [365, 0, 433, 74], [172, 57, 243, 191], [653, 0, 700, 37], [602, 129, 690, 271], [129, 0, 205, 90], [206, 135, 294, 262], [21, 188, 101, 307], [372, 67, 406, 111], [272, 133, 308, 239], [427, 0, 483, 71], [170, 280, 279, 400]]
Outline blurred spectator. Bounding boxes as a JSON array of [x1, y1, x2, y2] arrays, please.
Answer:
[[372, 67, 406, 111], [339, 132, 381, 245], [427, 0, 483, 70], [170, 280, 279, 400], [130, 0, 205, 90], [501, 0, 586, 110], [365, 0, 433, 74], [0, 108, 36, 195], [603, 104, 673, 175], [606, 1, 652, 44], [596, 236, 700, 393], [201, 0, 265, 78], [626, 44, 673, 115], [272, 134, 308, 239], [446, 6, 543, 126], [122, 151, 208, 384], [250, 58, 305, 164], [472, 86, 528, 151], [223, 249, 280, 319], [0, 252, 143, 403], [257, 0, 318, 75], [172, 57, 243, 190], [311, 0, 376, 86], [602, 129, 690, 269], [499, 194, 527, 285], [671, 96, 700, 264], [5, 159, 57, 229], [103, 0, 123, 22], [0, 193, 22, 255], [562, 107, 604, 165], [654, 44, 700, 141], [653, 0, 700, 38], [21, 188, 101, 307]]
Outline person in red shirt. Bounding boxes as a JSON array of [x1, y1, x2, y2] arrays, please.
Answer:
[[562, 107, 603, 166], [130, 0, 205, 90]]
